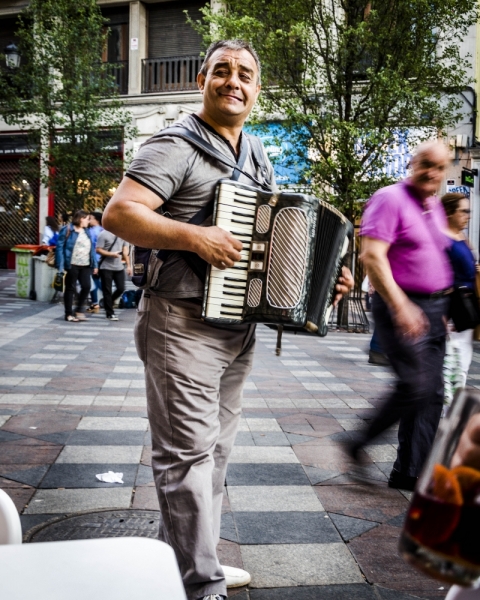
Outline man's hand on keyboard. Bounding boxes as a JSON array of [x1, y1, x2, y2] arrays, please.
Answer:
[[195, 226, 243, 269]]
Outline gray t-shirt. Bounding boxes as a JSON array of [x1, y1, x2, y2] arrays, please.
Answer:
[[125, 114, 276, 299], [97, 230, 128, 271]]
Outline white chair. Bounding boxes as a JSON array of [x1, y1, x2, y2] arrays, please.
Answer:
[[0, 488, 22, 544], [445, 586, 480, 599]]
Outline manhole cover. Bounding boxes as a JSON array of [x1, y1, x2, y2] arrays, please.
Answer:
[[26, 510, 161, 543]]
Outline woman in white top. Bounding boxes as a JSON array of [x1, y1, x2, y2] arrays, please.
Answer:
[[41, 216, 59, 245], [55, 209, 98, 322]]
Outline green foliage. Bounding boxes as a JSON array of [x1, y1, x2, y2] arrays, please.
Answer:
[[0, 0, 136, 213], [190, 0, 478, 219]]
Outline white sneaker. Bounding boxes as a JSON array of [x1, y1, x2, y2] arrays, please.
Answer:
[[201, 596, 225, 600], [221, 565, 251, 588]]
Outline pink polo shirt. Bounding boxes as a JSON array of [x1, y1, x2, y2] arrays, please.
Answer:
[[360, 180, 453, 294]]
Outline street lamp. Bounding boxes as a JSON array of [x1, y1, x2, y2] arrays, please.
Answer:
[[4, 43, 20, 69]]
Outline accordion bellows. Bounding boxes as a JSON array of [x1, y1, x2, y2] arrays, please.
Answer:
[[202, 179, 353, 336]]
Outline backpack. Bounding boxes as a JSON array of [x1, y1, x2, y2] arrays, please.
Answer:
[[131, 126, 272, 290], [119, 290, 137, 309]]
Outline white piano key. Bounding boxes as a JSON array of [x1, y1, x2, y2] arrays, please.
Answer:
[[216, 218, 253, 233], [216, 210, 255, 224], [219, 186, 257, 200], [217, 201, 256, 215], [208, 283, 246, 295], [210, 270, 248, 280], [205, 307, 243, 320], [206, 295, 244, 307]]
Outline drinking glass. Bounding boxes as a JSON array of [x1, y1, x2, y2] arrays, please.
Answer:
[[399, 389, 480, 587]]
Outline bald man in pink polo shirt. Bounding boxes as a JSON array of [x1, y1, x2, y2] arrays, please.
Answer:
[[351, 141, 453, 491]]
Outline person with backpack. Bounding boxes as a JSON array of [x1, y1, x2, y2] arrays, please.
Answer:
[[96, 230, 130, 321], [56, 209, 98, 322], [86, 209, 104, 313], [103, 40, 353, 600]]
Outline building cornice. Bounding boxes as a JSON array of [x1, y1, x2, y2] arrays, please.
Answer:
[[119, 92, 203, 106]]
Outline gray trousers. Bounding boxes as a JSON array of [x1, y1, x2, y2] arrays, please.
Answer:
[[134, 294, 255, 600]]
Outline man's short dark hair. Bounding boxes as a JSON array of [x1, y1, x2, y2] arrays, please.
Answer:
[[90, 210, 103, 225], [200, 40, 261, 84]]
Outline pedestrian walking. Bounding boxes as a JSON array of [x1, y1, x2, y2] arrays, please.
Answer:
[[56, 209, 98, 322], [350, 141, 453, 492], [96, 230, 130, 321], [103, 39, 353, 600], [42, 216, 59, 245], [442, 193, 478, 407], [87, 210, 104, 313]]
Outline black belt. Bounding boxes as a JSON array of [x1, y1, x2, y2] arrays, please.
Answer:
[[406, 287, 453, 301]]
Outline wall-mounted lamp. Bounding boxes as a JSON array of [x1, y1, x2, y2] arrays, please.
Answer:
[[4, 42, 20, 69]]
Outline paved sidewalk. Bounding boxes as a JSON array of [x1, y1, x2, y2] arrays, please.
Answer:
[[0, 271, 464, 599]]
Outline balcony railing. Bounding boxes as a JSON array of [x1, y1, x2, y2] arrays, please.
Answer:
[[142, 55, 204, 94], [104, 60, 129, 95]]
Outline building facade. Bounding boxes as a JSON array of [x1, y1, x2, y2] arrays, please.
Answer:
[[0, 0, 208, 267]]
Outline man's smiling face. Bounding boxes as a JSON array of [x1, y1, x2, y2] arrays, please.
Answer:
[[197, 48, 261, 124]]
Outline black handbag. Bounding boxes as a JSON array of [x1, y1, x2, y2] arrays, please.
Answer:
[[449, 285, 480, 332], [53, 272, 66, 293]]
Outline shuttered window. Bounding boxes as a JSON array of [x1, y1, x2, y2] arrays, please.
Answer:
[[101, 6, 130, 26], [148, 1, 204, 59], [0, 18, 20, 57]]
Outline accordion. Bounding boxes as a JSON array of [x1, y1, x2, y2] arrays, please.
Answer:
[[201, 179, 353, 336]]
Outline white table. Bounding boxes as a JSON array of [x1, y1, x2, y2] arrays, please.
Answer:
[[0, 537, 186, 599]]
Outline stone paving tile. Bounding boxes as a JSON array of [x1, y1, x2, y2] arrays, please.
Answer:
[[140, 445, 152, 466], [0, 465, 50, 487], [249, 584, 378, 599], [228, 486, 324, 512], [348, 524, 447, 599], [76, 416, 148, 431], [251, 431, 291, 446], [132, 485, 160, 510], [39, 463, 138, 488], [233, 511, 342, 544], [1, 412, 81, 437], [226, 463, 310, 486], [24, 487, 134, 514], [314, 483, 409, 523], [328, 512, 380, 541], [229, 446, 299, 463], [65, 430, 146, 446], [0, 444, 62, 465], [0, 479, 36, 512], [135, 463, 154, 486], [55, 445, 143, 464], [241, 543, 364, 587]]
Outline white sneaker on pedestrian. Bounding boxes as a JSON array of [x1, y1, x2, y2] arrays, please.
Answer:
[[107, 314, 119, 321], [221, 565, 251, 587], [200, 596, 225, 600]]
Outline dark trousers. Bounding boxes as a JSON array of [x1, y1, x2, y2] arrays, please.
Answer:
[[361, 293, 448, 478], [100, 269, 125, 317], [65, 265, 91, 317]]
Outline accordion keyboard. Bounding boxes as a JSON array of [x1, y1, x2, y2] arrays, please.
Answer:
[[205, 183, 257, 321]]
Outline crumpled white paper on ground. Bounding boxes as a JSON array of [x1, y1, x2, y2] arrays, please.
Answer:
[[96, 471, 124, 484]]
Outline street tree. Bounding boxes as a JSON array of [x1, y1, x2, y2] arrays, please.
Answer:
[[0, 0, 135, 214], [191, 0, 478, 222]]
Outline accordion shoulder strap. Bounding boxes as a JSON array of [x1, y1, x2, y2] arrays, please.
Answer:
[[158, 125, 272, 191], [246, 133, 272, 188]]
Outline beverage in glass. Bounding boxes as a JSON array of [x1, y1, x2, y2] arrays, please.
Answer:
[[399, 389, 480, 586]]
